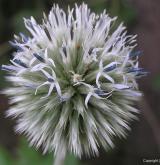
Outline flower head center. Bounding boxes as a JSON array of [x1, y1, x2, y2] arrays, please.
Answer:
[[70, 71, 84, 84]]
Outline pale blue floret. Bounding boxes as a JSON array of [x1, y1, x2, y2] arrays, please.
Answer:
[[96, 60, 119, 88], [1, 3, 144, 158], [75, 82, 112, 108], [127, 67, 148, 78], [35, 68, 61, 98], [9, 41, 24, 52]]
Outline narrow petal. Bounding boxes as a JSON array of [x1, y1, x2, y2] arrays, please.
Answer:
[[85, 92, 92, 108], [35, 82, 49, 95], [55, 82, 62, 96], [102, 73, 114, 83], [103, 62, 119, 72], [96, 72, 101, 88], [99, 60, 103, 70], [41, 69, 52, 78], [48, 58, 56, 67], [42, 83, 55, 98], [31, 63, 46, 72], [112, 84, 130, 90], [29, 58, 36, 66]]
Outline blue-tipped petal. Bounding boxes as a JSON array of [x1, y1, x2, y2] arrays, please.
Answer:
[[47, 78, 54, 82], [104, 64, 117, 72], [33, 53, 45, 63], [129, 51, 143, 58], [13, 59, 28, 68]]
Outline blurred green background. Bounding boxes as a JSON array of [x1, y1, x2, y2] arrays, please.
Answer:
[[0, 0, 160, 165]]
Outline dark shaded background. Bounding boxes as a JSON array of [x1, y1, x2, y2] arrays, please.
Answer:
[[0, 0, 160, 165]]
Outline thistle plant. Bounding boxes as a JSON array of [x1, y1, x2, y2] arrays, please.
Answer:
[[1, 3, 146, 165]]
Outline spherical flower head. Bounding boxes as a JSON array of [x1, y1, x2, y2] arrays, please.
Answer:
[[1, 3, 146, 158]]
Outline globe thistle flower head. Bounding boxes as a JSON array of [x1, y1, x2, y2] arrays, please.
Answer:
[[1, 3, 146, 158]]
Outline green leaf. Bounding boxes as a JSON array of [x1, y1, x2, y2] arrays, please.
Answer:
[[15, 138, 52, 165], [0, 147, 13, 165]]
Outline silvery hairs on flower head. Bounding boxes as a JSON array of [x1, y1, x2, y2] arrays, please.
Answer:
[[1, 3, 146, 158]]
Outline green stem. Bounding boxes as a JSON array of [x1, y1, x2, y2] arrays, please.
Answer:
[[53, 152, 66, 165]]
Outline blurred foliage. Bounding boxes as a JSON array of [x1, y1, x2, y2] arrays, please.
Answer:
[[152, 75, 160, 91], [88, 0, 136, 25], [0, 138, 79, 165], [107, 0, 136, 25]]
